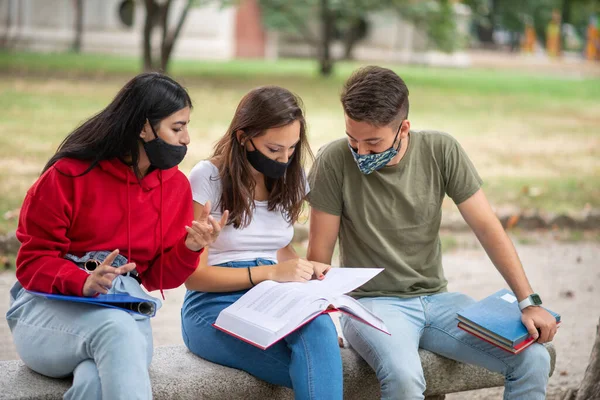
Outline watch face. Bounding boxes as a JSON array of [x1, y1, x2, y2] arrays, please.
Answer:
[[531, 294, 542, 305]]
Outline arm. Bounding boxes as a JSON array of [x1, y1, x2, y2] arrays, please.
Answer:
[[184, 202, 315, 292], [279, 242, 331, 279], [15, 169, 89, 295], [458, 189, 558, 343], [185, 246, 277, 292], [140, 234, 202, 292], [141, 185, 208, 291], [306, 207, 340, 264]]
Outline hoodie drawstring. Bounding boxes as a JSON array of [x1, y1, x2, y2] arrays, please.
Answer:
[[126, 172, 131, 265], [159, 170, 165, 300]]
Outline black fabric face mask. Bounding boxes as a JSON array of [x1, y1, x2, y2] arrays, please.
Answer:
[[246, 139, 293, 179], [142, 124, 187, 170]]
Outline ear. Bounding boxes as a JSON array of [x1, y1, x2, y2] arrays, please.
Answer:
[[235, 130, 245, 146], [399, 119, 411, 140], [140, 120, 151, 141]]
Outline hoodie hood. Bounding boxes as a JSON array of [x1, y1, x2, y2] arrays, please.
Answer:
[[98, 159, 179, 190]]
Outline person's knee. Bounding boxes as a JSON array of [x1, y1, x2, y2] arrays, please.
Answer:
[[95, 311, 147, 354], [378, 360, 425, 399], [516, 344, 551, 381], [303, 314, 338, 338], [66, 360, 102, 400]]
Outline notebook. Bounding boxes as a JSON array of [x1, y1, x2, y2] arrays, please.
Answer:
[[456, 289, 561, 354], [26, 291, 158, 317]]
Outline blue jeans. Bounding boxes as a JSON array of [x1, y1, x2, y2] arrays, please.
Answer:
[[6, 280, 153, 400], [341, 292, 551, 400], [181, 258, 343, 400]]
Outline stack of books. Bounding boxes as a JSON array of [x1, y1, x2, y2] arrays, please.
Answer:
[[457, 289, 561, 354]]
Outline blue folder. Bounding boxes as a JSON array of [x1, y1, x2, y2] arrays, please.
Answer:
[[457, 288, 561, 347], [26, 291, 157, 317]]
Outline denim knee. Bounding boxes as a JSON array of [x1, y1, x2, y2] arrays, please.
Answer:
[[515, 344, 551, 381], [95, 311, 148, 353], [378, 359, 426, 399], [301, 314, 338, 338], [65, 360, 102, 400]]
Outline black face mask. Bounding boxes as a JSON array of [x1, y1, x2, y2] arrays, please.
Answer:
[[246, 139, 293, 179], [142, 125, 187, 170]]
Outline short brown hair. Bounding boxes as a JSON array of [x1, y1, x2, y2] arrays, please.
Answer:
[[212, 86, 311, 229], [341, 66, 409, 127]]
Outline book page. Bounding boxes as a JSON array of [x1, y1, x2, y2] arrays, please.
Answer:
[[220, 268, 384, 333], [223, 281, 322, 332], [332, 295, 389, 334], [280, 267, 384, 298], [214, 267, 388, 348]]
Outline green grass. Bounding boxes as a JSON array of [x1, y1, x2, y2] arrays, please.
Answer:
[[2, 51, 600, 100], [0, 51, 598, 235], [483, 177, 600, 214]]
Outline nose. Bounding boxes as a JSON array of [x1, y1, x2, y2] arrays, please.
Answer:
[[180, 129, 191, 146], [278, 153, 290, 163], [357, 143, 370, 156]]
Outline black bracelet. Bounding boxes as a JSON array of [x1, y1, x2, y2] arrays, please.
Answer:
[[248, 266, 256, 287]]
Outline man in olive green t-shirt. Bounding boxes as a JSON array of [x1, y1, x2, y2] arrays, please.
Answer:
[[307, 66, 558, 399]]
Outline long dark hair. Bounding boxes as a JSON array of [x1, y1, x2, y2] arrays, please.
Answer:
[[43, 72, 192, 177], [212, 86, 312, 229]]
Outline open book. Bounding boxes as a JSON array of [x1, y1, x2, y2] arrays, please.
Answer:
[[214, 268, 390, 349]]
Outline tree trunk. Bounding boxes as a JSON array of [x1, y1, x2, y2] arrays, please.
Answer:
[[575, 317, 600, 400], [319, 0, 334, 76], [161, 0, 192, 73], [72, 0, 83, 52], [159, 0, 172, 71], [342, 17, 367, 60], [564, 318, 600, 400], [560, 0, 571, 52], [1, 0, 14, 48], [342, 19, 359, 60], [143, 0, 158, 71], [561, 0, 571, 25]]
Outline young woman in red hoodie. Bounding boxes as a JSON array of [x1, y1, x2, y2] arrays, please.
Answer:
[[6, 73, 223, 400]]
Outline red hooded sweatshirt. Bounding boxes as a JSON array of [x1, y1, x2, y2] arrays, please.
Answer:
[[16, 158, 202, 297]]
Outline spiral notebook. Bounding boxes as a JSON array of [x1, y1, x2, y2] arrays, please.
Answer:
[[26, 291, 158, 317]]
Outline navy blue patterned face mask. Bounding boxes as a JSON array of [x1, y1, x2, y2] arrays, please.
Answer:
[[349, 124, 402, 175]]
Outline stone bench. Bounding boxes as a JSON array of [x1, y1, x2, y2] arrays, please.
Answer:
[[0, 344, 555, 399]]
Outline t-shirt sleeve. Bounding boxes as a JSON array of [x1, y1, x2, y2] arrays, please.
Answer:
[[188, 161, 220, 212], [443, 136, 483, 204], [303, 169, 310, 197], [307, 148, 343, 216]]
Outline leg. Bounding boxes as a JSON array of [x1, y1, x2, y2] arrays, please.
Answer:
[[65, 359, 101, 400], [7, 292, 153, 400], [420, 292, 551, 400], [182, 293, 343, 399], [284, 314, 343, 400], [341, 297, 427, 400], [182, 291, 294, 388]]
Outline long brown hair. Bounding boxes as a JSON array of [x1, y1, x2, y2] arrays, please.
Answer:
[[212, 86, 312, 229]]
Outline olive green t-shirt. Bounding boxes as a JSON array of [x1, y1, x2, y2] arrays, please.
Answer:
[[308, 130, 482, 298]]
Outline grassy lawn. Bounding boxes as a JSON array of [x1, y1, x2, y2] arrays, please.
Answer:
[[0, 51, 598, 234]]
